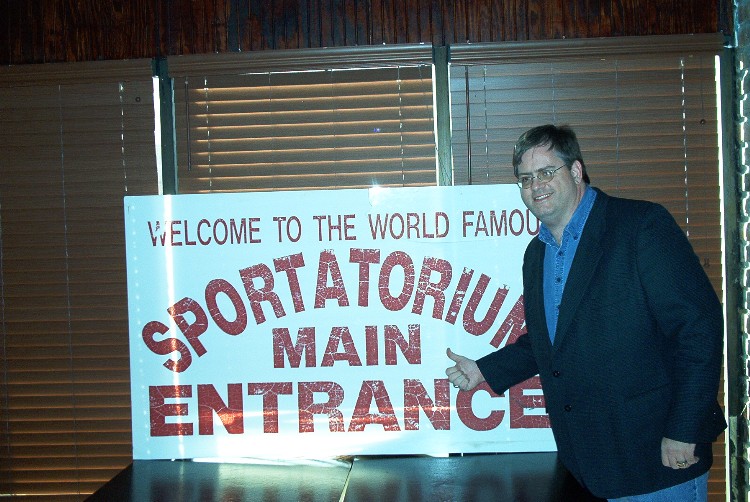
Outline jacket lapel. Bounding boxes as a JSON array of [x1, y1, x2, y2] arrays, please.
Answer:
[[525, 241, 550, 346], [551, 189, 607, 349]]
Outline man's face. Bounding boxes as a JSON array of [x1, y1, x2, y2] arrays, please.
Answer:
[[517, 144, 585, 235]]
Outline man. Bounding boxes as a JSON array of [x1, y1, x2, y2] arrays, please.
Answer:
[[446, 125, 726, 501]]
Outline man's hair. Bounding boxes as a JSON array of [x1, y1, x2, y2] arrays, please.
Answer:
[[512, 124, 590, 184]]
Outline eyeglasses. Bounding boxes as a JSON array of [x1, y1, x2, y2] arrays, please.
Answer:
[[515, 165, 566, 189]]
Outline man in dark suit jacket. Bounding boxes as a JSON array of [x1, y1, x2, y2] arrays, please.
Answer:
[[446, 125, 726, 501]]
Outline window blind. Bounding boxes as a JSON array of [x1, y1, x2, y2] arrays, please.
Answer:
[[169, 47, 437, 193], [449, 34, 726, 500], [0, 60, 158, 499]]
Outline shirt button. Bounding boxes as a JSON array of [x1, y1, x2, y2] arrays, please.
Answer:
[[564, 404, 572, 412], [555, 277, 561, 283], [552, 370, 561, 377]]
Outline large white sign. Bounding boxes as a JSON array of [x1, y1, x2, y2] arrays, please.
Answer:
[[124, 185, 555, 460]]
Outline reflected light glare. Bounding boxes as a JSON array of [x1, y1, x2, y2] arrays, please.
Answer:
[[161, 195, 187, 458], [368, 184, 385, 206], [191, 456, 350, 468]]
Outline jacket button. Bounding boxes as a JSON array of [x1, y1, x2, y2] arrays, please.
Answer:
[[552, 370, 561, 377], [564, 404, 572, 412]]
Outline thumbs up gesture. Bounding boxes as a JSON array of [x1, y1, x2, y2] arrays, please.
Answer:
[[445, 348, 485, 391]]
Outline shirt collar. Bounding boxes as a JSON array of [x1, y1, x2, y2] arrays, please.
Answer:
[[538, 185, 597, 247]]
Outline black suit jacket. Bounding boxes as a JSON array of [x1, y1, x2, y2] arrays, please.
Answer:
[[477, 188, 726, 498]]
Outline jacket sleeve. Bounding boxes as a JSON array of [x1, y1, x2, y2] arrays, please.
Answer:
[[475, 330, 539, 395], [636, 203, 724, 443]]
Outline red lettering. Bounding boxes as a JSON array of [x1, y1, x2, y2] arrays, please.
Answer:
[[463, 209, 538, 237], [403, 379, 450, 430], [272, 327, 317, 368], [367, 213, 392, 239], [141, 320, 192, 372], [312, 214, 356, 241], [248, 382, 294, 433], [205, 279, 247, 335], [365, 325, 378, 366], [509, 377, 549, 428], [184, 220, 197, 245], [463, 275, 508, 335], [315, 250, 350, 308], [462, 211, 475, 236], [197, 218, 211, 244], [412, 257, 452, 319], [198, 383, 244, 435], [150, 385, 193, 436], [489, 295, 526, 347], [349, 248, 380, 307], [435, 211, 449, 237], [378, 251, 415, 311], [406, 212, 421, 237], [273, 253, 306, 313], [170, 220, 183, 246], [384, 324, 421, 365], [247, 217, 261, 243], [348, 380, 400, 432], [455, 383, 505, 431], [445, 268, 474, 325], [213, 219, 228, 244], [490, 210, 508, 236], [297, 381, 345, 433], [509, 209, 524, 236], [168, 297, 209, 356], [321, 326, 362, 367], [239, 263, 286, 324], [147, 221, 168, 246]]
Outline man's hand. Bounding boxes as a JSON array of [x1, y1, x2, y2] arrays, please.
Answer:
[[445, 348, 485, 391], [661, 437, 698, 470]]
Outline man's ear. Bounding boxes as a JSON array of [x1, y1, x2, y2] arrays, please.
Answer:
[[570, 161, 583, 184]]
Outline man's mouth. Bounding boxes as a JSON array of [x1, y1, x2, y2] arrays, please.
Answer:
[[533, 192, 552, 202]]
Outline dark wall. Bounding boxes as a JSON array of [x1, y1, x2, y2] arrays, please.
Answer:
[[0, 0, 734, 65]]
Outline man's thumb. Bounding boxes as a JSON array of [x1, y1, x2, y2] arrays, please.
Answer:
[[446, 347, 460, 362]]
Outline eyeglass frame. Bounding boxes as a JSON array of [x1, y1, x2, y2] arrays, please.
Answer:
[[515, 164, 567, 189]]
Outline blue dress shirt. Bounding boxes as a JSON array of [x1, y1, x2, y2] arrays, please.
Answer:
[[538, 186, 597, 343]]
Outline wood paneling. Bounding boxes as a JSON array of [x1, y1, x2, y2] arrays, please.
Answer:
[[0, 0, 733, 65]]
